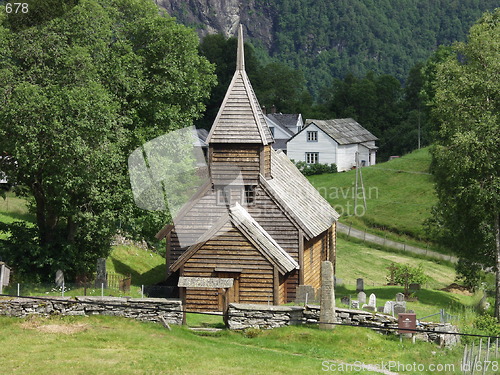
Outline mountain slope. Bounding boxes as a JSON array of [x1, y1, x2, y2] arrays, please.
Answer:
[[157, 0, 498, 95]]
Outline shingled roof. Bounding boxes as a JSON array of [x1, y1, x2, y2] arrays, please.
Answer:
[[261, 149, 340, 239], [170, 203, 299, 274], [206, 26, 273, 145], [304, 118, 378, 145]]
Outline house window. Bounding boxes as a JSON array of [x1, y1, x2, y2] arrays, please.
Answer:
[[269, 127, 275, 137], [307, 131, 318, 142], [244, 185, 255, 205], [305, 152, 319, 164]]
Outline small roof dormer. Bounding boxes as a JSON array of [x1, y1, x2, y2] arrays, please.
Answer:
[[206, 25, 273, 145]]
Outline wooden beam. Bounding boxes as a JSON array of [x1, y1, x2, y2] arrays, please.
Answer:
[[298, 230, 304, 285], [273, 266, 279, 305]]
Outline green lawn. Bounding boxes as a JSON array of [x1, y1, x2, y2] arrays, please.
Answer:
[[308, 148, 439, 246], [0, 314, 470, 375]]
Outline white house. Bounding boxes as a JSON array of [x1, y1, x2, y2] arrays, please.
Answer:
[[265, 113, 303, 153], [287, 118, 378, 172]]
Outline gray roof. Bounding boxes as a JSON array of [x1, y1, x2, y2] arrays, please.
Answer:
[[230, 203, 299, 274], [170, 202, 299, 274], [305, 118, 378, 145], [262, 149, 339, 239], [267, 114, 302, 131], [196, 128, 209, 147], [206, 26, 273, 145], [265, 115, 294, 137], [271, 139, 288, 151]]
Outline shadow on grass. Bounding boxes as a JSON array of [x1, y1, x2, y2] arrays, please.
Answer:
[[336, 284, 474, 314], [110, 257, 165, 286]]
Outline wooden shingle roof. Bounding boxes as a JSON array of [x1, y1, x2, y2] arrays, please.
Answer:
[[262, 149, 339, 239], [206, 25, 273, 145], [304, 118, 378, 145], [170, 203, 299, 274]]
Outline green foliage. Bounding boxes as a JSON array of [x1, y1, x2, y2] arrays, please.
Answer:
[[0, 0, 215, 281], [387, 262, 429, 286], [427, 9, 500, 318], [293, 161, 337, 176]]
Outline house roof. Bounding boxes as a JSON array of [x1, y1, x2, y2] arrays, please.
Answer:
[[170, 203, 299, 275], [267, 114, 302, 132], [265, 115, 294, 138], [271, 138, 288, 151], [262, 149, 339, 239], [206, 25, 273, 145], [303, 118, 378, 145], [196, 128, 209, 147]]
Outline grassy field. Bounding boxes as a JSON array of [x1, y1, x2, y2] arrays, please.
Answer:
[[0, 314, 472, 375], [106, 245, 166, 286], [308, 148, 439, 247]]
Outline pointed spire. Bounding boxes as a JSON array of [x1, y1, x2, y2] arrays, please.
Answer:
[[236, 24, 245, 71]]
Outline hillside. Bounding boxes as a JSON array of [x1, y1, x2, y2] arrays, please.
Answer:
[[157, 0, 498, 95], [308, 148, 437, 245]]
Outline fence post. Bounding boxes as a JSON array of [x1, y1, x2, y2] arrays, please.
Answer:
[[141, 285, 144, 298], [17, 283, 20, 297], [101, 283, 104, 297]]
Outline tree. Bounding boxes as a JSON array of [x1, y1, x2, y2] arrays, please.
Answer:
[[0, 0, 215, 281], [429, 10, 500, 319]]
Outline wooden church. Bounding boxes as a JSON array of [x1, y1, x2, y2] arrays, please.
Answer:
[[156, 26, 339, 312]]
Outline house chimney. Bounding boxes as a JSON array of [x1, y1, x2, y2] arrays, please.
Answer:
[[262, 105, 267, 115], [271, 104, 276, 114]]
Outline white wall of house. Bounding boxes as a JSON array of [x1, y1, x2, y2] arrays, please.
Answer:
[[269, 124, 291, 140], [287, 123, 338, 164]]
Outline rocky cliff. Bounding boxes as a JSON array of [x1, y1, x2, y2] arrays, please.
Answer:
[[155, 0, 277, 48]]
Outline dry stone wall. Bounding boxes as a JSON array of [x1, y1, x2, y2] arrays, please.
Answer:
[[227, 303, 460, 347], [0, 296, 183, 325]]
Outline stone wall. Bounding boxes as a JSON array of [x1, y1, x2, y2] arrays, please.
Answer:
[[227, 303, 460, 347], [0, 296, 183, 326]]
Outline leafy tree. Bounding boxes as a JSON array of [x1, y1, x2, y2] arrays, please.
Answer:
[[0, 0, 215, 281], [429, 10, 500, 320]]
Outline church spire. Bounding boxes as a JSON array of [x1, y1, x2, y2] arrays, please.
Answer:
[[206, 24, 273, 145], [236, 24, 245, 71]]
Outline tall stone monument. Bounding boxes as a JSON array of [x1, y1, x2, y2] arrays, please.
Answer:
[[319, 261, 336, 330], [95, 258, 107, 288]]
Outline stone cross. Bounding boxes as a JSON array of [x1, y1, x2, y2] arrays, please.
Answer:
[[319, 261, 336, 330]]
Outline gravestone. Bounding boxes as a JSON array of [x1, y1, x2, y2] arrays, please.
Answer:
[[395, 292, 405, 303], [384, 301, 395, 315], [295, 285, 316, 304], [393, 303, 406, 316], [319, 261, 336, 330], [356, 278, 364, 292], [362, 304, 376, 312], [334, 277, 343, 287], [409, 283, 421, 291], [351, 300, 359, 309], [358, 291, 366, 305], [95, 258, 107, 288], [55, 270, 64, 287], [340, 296, 350, 306], [368, 293, 376, 308]]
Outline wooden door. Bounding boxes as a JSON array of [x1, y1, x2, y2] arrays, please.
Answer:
[[216, 272, 240, 311]]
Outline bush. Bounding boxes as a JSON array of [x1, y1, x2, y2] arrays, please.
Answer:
[[293, 161, 337, 176], [386, 263, 429, 296]]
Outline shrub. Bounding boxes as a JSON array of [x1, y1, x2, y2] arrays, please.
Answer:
[[292, 160, 337, 176]]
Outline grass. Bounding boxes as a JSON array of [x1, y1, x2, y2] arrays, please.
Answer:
[[0, 314, 473, 375], [335, 237, 455, 289], [308, 148, 441, 248], [106, 245, 166, 286]]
